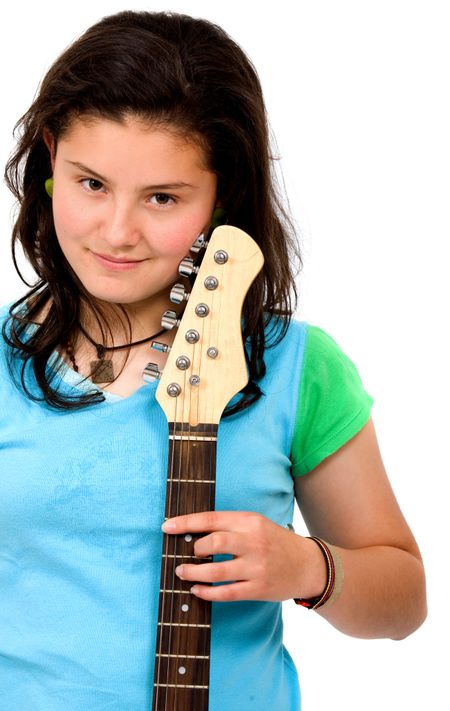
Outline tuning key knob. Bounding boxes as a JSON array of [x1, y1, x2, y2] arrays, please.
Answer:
[[170, 283, 189, 304], [161, 310, 181, 330], [179, 257, 199, 278], [190, 233, 208, 253], [143, 362, 162, 383], [151, 341, 171, 353]]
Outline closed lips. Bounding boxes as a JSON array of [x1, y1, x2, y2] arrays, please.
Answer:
[[95, 253, 146, 263]]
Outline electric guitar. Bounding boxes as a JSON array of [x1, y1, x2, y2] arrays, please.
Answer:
[[150, 225, 264, 710]]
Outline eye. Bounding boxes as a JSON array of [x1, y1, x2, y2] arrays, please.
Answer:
[[81, 178, 105, 192], [149, 193, 176, 206]]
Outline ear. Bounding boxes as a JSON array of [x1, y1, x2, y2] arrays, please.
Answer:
[[43, 128, 56, 171]]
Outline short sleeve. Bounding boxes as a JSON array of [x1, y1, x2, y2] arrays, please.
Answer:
[[291, 324, 374, 476]]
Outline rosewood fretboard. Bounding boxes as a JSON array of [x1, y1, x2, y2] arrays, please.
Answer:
[[152, 422, 218, 711]]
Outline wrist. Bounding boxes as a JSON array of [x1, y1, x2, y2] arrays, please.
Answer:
[[295, 537, 343, 610], [294, 535, 328, 599]]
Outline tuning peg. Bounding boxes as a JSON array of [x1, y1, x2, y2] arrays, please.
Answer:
[[143, 362, 162, 383], [190, 233, 208, 253], [170, 283, 190, 304], [178, 257, 199, 278], [151, 341, 171, 353], [161, 310, 181, 330]]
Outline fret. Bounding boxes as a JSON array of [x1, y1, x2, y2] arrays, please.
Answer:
[[162, 553, 212, 560], [154, 684, 209, 689], [162, 553, 197, 559], [159, 588, 190, 594], [156, 655, 209, 660], [158, 622, 211, 628], [167, 478, 216, 483], [169, 434, 217, 442]]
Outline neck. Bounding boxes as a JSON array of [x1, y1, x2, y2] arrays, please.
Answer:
[[79, 291, 175, 345]]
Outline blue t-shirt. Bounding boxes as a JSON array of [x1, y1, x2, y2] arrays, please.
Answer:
[[0, 305, 373, 710]]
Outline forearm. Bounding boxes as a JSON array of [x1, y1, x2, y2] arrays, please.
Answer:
[[308, 542, 427, 640], [162, 510, 427, 641]]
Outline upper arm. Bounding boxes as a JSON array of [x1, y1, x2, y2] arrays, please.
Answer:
[[294, 417, 422, 560]]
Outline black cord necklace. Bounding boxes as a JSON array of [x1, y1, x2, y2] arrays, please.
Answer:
[[69, 323, 166, 384]]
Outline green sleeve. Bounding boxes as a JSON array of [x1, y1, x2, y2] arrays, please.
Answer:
[[291, 324, 374, 476]]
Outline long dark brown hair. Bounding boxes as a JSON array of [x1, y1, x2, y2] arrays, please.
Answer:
[[3, 10, 302, 412]]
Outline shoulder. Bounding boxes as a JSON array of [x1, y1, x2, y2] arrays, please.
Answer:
[[263, 317, 353, 369], [299, 322, 366, 383], [289, 320, 374, 477], [0, 299, 38, 389]]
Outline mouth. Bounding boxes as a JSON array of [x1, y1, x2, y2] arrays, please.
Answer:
[[92, 252, 147, 271]]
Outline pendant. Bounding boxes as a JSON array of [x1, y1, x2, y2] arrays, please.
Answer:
[[90, 359, 114, 383]]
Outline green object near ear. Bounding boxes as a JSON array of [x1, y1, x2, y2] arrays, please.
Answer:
[[211, 206, 227, 229], [45, 178, 54, 198]]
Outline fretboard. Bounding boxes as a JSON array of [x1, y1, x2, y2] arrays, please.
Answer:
[[152, 422, 218, 711]]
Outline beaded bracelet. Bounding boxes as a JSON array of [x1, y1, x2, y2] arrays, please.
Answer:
[[294, 536, 336, 610]]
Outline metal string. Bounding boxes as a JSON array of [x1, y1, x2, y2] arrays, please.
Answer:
[[156, 238, 229, 708], [172, 367, 188, 709], [206, 273, 220, 668], [155, 392, 180, 710]]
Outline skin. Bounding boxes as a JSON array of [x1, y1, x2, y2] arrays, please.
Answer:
[[47, 114, 427, 640], [44, 115, 219, 392], [46, 115, 217, 340], [165, 418, 427, 640]]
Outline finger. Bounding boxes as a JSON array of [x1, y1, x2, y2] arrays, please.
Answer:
[[194, 531, 244, 558], [190, 581, 263, 603], [176, 559, 244, 584], [162, 510, 256, 534]]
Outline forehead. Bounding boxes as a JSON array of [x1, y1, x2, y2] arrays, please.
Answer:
[[58, 114, 211, 168]]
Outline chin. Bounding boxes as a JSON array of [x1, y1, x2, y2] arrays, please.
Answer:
[[74, 270, 173, 309], [85, 289, 168, 309]]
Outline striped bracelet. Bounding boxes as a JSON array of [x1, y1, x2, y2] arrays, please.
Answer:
[[294, 536, 336, 610]]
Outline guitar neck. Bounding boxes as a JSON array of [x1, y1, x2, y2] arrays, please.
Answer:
[[152, 422, 218, 711], [152, 225, 264, 709]]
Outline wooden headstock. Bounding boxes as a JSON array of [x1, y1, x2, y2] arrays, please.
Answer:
[[155, 225, 264, 425]]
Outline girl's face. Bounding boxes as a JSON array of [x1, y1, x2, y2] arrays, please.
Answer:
[[48, 115, 217, 318]]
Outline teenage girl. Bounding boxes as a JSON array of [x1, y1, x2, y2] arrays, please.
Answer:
[[0, 10, 426, 710]]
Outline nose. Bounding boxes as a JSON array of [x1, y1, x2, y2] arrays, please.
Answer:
[[101, 198, 143, 249]]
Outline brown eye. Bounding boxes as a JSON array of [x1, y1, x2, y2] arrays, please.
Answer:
[[87, 179, 103, 191], [150, 193, 175, 206], [80, 178, 105, 192]]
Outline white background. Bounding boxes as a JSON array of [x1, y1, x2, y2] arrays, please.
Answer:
[[1, 2, 448, 709]]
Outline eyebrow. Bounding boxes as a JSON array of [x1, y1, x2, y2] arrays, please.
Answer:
[[65, 160, 196, 190]]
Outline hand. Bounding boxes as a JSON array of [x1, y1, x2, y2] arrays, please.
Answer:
[[162, 510, 327, 602]]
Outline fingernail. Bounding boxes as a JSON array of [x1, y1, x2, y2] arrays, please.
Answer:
[[162, 520, 176, 532], [175, 565, 184, 579], [190, 585, 199, 595]]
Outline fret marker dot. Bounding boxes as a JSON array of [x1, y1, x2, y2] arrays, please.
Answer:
[[178, 666, 187, 675], [184, 534, 193, 542], [181, 604, 189, 612]]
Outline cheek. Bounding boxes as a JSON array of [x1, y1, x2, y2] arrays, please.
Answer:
[[151, 216, 207, 258], [52, 198, 92, 249]]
